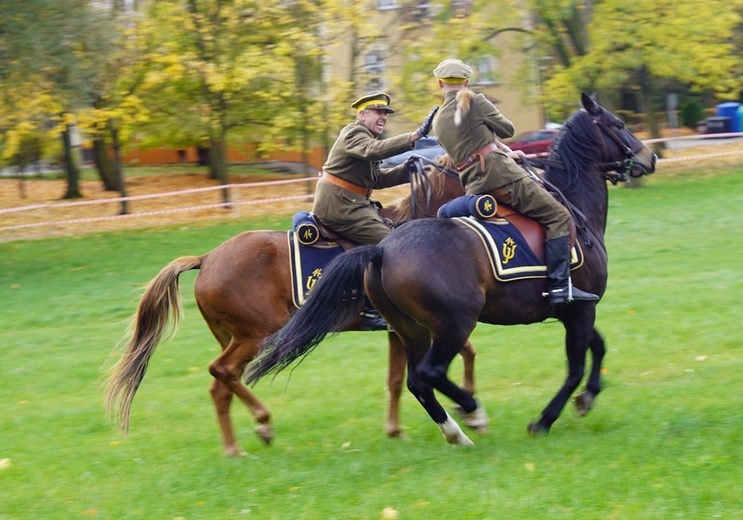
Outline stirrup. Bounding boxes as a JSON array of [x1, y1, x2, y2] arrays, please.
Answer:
[[543, 278, 599, 305], [360, 311, 388, 331]]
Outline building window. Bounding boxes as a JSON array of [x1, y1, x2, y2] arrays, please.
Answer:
[[377, 0, 399, 10], [475, 56, 499, 85], [365, 50, 386, 90]]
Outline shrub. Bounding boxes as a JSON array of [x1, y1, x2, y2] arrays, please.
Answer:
[[680, 99, 704, 129]]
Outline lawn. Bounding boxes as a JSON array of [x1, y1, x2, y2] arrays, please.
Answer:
[[1, 166, 741, 519]]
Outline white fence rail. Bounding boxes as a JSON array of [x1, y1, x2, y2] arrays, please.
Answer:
[[2, 134, 742, 238]]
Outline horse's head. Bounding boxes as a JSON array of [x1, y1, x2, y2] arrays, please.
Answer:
[[579, 93, 657, 181], [550, 94, 657, 185]]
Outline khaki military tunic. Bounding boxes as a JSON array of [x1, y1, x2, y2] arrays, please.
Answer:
[[313, 121, 412, 244], [433, 90, 570, 239]]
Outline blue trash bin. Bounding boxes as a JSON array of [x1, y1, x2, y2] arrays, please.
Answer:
[[716, 102, 741, 132]]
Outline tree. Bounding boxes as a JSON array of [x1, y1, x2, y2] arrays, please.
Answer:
[[538, 0, 743, 141], [0, 0, 139, 200]]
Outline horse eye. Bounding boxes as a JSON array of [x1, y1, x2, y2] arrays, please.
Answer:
[[616, 121, 625, 129]]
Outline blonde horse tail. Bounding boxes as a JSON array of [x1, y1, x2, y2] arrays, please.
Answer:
[[103, 256, 202, 433], [454, 88, 475, 126]]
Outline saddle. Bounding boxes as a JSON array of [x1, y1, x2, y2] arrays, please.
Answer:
[[291, 210, 360, 252], [491, 206, 576, 261]]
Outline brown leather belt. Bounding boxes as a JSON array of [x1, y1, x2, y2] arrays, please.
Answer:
[[320, 171, 372, 198], [454, 142, 499, 172]]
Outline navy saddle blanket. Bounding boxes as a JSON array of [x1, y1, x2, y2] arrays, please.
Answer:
[[287, 231, 343, 307], [453, 216, 583, 282]]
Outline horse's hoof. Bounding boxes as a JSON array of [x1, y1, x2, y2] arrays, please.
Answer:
[[453, 402, 489, 432], [224, 445, 248, 457], [255, 423, 274, 446], [385, 426, 406, 439], [527, 421, 550, 436], [439, 416, 475, 446], [574, 392, 594, 417]]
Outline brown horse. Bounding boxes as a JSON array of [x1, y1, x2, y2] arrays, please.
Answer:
[[104, 162, 476, 456], [245, 94, 658, 445]]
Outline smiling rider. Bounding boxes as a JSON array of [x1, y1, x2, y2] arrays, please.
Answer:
[[312, 92, 439, 330]]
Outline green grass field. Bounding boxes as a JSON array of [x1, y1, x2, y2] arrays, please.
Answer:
[[1, 167, 742, 519]]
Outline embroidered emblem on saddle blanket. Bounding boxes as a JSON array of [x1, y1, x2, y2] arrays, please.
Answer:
[[453, 216, 583, 282], [287, 231, 344, 307]]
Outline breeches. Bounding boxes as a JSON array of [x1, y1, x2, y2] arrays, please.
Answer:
[[320, 205, 393, 245], [487, 177, 571, 239]]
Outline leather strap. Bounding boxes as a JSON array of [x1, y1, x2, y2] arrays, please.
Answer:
[[454, 142, 499, 172], [320, 171, 372, 198]]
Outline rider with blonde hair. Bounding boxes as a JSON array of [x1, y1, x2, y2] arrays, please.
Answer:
[[431, 58, 598, 305]]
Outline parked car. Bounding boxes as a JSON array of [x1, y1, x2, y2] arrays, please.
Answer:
[[380, 136, 446, 168], [505, 128, 559, 156]]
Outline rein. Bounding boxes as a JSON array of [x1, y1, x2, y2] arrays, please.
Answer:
[[521, 156, 597, 249], [407, 158, 434, 218], [404, 155, 460, 219]]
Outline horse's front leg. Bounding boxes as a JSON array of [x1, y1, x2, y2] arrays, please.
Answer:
[[528, 313, 595, 435], [574, 327, 605, 416]]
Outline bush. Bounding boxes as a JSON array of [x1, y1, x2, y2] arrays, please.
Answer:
[[680, 99, 704, 129]]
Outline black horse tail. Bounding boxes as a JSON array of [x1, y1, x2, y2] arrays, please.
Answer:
[[244, 245, 383, 385]]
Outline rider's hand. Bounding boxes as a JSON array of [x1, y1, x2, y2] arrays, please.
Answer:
[[507, 150, 525, 162], [416, 105, 440, 137], [404, 156, 421, 176]]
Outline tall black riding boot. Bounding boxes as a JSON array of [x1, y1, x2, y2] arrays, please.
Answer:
[[544, 236, 599, 305], [360, 297, 388, 331]]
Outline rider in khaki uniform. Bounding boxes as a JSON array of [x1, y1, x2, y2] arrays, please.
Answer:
[[313, 92, 438, 244], [313, 92, 439, 328], [431, 59, 598, 306]]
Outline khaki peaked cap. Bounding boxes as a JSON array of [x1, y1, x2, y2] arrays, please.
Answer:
[[433, 59, 473, 83]]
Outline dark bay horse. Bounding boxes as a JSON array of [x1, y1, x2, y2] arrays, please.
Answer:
[[245, 94, 657, 445], [104, 161, 476, 456]]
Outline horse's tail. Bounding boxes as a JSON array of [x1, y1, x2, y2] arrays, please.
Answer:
[[245, 245, 383, 385], [103, 256, 202, 432], [454, 88, 475, 126]]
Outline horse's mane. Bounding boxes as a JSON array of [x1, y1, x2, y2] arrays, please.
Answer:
[[545, 109, 605, 201], [386, 157, 454, 222]]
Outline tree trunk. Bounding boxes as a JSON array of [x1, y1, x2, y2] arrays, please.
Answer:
[[638, 66, 665, 160], [93, 136, 120, 191], [61, 124, 82, 199], [209, 136, 230, 204], [109, 121, 128, 215]]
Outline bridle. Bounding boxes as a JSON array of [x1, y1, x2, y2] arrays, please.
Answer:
[[590, 111, 648, 184], [528, 111, 647, 185], [404, 155, 460, 219]]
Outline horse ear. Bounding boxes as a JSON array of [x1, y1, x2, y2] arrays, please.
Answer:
[[582, 92, 601, 116]]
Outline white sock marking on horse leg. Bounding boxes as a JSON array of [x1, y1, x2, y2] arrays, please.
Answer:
[[438, 413, 474, 446], [458, 401, 489, 431]]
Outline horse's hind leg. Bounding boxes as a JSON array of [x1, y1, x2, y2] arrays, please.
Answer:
[[459, 339, 477, 395], [207, 327, 272, 456], [387, 334, 476, 439], [386, 331, 406, 438], [574, 327, 605, 416], [418, 333, 488, 432]]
